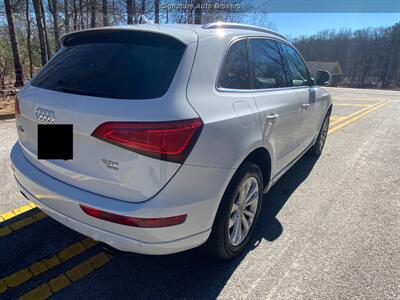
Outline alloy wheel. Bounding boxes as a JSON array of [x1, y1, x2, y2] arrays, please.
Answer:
[[228, 176, 259, 246]]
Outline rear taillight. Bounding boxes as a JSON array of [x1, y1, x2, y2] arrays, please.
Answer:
[[80, 205, 187, 228], [91, 118, 203, 163], [15, 97, 20, 115]]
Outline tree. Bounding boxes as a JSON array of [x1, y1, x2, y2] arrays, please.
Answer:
[[102, 0, 109, 26], [49, 0, 61, 50], [0, 37, 13, 89], [40, 0, 52, 59], [64, 0, 70, 32], [293, 24, 400, 89], [154, 0, 159, 23], [127, 0, 135, 24], [32, 0, 48, 66], [26, 0, 34, 77], [141, 0, 146, 15], [79, 0, 84, 29], [194, 0, 201, 24], [90, 0, 96, 28], [73, 0, 78, 30], [4, 0, 25, 86]]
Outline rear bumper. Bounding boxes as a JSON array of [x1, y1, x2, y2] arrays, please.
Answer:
[[17, 187, 210, 255], [11, 142, 234, 255]]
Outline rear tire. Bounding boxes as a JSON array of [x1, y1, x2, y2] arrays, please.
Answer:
[[309, 110, 330, 156], [203, 162, 263, 259]]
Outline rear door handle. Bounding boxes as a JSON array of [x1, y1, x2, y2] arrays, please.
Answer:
[[266, 113, 279, 121], [302, 103, 310, 109]]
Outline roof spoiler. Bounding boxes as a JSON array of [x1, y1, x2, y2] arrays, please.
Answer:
[[60, 26, 191, 47]]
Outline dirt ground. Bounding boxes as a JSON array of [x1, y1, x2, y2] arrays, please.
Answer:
[[0, 95, 15, 114], [0, 82, 18, 115]]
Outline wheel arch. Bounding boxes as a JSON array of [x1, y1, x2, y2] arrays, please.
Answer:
[[238, 147, 272, 189], [327, 103, 333, 114]]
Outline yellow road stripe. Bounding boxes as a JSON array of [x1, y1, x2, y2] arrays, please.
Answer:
[[18, 251, 111, 300], [329, 100, 386, 126], [332, 97, 384, 101], [0, 211, 47, 237], [0, 203, 36, 222], [0, 238, 98, 294], [329, 100, 389, 134], [333, 103, 371, 107], [330, 115, 346, 122]]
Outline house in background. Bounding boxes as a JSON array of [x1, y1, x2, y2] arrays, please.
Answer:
[[307, 61, 343, 87]]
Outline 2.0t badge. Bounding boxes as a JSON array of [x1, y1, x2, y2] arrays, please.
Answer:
[[102, 159, 119, 170]]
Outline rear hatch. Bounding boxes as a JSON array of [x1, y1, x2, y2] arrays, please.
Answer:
[[16, 28, 200, 203]]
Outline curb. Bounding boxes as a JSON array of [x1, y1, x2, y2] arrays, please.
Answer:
[[0, 113, 15, 121]]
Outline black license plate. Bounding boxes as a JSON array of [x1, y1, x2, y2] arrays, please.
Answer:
[[38, 124, 73, 160]]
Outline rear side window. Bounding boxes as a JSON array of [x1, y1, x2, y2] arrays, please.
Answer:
[[31, 31, 186, 99], [218, 39, 250, 89], [249, 39, 288, 89], [278, 42, 310, 87]]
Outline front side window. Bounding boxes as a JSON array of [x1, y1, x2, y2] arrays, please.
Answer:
[[278, 42, 310, 87], [218, 39, 250, 89], [249, 39, 288, 89]]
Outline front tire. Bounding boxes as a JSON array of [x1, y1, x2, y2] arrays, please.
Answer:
[[204, 162, 263, 259]]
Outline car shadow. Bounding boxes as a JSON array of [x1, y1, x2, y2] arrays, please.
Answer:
[[251, 153, 319, 246], [78, 154, 320, 299]]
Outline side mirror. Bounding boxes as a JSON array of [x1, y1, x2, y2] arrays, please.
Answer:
[[314, 70, 332, 86]]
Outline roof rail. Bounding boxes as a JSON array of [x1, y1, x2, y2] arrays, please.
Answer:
[[202, 22, 287, 40]]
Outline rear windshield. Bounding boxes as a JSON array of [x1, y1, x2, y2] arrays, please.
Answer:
[[31, 31, 186, 99]]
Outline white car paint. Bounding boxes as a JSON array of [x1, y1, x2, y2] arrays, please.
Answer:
[[11, 23, 331, 254]]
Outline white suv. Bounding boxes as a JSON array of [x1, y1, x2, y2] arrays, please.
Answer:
[[11, 22, 332, 259]]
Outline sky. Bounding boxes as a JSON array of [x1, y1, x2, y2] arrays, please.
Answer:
[[265, 13, 400, 37]]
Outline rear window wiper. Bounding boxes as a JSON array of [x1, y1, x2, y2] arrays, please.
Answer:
[[56, 82, 113, 98]]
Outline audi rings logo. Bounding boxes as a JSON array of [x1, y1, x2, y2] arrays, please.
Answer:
[[36, 107, 55, 123]]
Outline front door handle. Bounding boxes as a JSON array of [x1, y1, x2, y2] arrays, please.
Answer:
[[266, 113, 279, 121], [302, 103, 310, 109]]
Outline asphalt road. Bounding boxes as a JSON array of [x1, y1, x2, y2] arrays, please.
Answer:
[[0, 87, 399, 299]]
